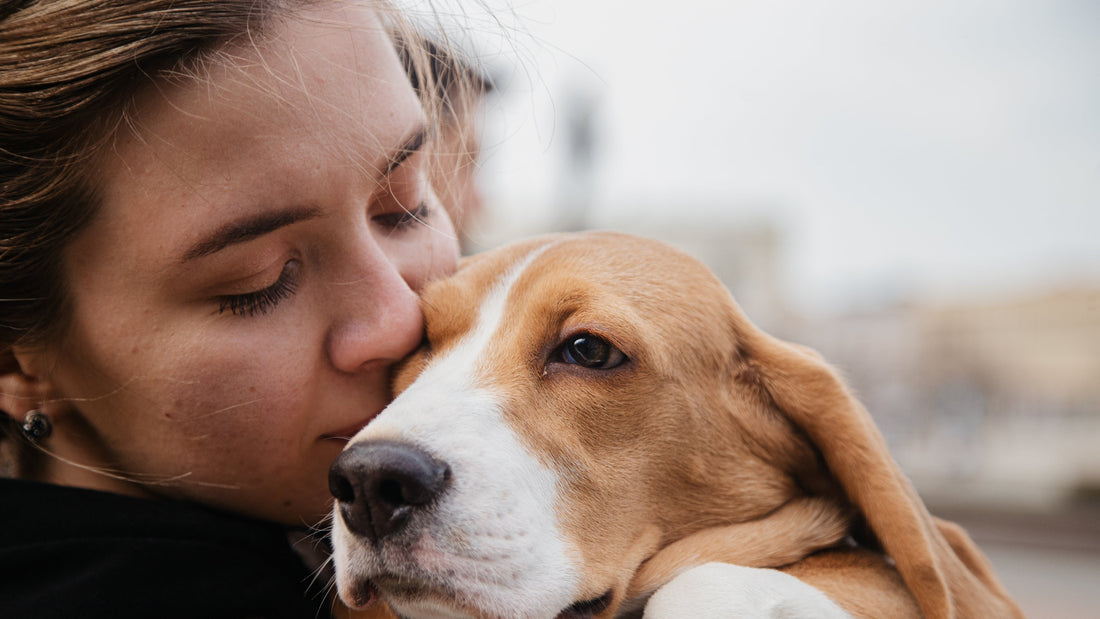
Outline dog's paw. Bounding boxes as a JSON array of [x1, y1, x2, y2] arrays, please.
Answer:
[[642, 562, 854, 619]]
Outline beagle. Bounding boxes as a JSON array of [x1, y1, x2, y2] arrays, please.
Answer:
[[329, 231, 1023, 619]]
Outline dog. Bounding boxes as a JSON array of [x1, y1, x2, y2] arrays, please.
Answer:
[[328, 231, 1023, 619]]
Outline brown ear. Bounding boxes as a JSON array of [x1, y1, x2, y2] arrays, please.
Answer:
[[742, 327, 1023, 619]]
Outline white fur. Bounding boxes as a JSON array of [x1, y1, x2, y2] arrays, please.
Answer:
[[332, 243, 581, 619], [644, 563, 855, 619]]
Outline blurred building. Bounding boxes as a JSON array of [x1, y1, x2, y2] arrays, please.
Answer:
[[796, 287, 1100, 511]]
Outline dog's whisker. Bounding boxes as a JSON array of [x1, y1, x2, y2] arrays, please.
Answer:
[[305, 553, 335, 596]]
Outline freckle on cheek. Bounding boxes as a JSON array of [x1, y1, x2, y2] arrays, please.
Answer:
[[131, 346, 139, 354]]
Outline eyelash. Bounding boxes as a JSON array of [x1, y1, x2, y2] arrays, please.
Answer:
[[374, 202, 432, 231], [217, 259, 300, 317], [213, 189, 428, 317]]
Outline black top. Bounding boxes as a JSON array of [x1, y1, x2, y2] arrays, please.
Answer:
[[0, 478, 333, 619]]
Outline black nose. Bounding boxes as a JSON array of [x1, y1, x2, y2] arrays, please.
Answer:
[[329, 440, 451, 543]]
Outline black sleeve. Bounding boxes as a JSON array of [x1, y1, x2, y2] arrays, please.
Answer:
[[2, 536, 331, 619], [0, 479, 333, 619]]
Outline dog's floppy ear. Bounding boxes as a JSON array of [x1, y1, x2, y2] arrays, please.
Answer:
[[740, 326, 1023, 619]]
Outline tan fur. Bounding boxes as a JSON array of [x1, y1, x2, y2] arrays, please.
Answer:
[[782, 549, 924, 618], [388, 231, 1023, 618]]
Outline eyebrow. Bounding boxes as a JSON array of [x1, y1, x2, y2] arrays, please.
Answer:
[[180, 126, 430, 263], [385, 125, 430, 175], [181, 206, 322, 262]]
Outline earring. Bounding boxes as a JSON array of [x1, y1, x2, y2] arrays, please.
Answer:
[[21, 409, 52, 442]]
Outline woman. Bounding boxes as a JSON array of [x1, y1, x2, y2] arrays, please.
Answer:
[[1, 1, 464, 616]]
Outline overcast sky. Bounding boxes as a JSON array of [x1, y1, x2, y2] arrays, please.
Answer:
[[420, 0, 1100, 311]]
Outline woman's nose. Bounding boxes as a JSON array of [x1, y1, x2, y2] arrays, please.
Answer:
[[326, 260, 424, 374]]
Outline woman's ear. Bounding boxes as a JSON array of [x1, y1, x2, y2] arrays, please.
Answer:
[[0, 347, 56, 420]]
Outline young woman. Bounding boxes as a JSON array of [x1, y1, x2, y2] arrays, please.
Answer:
[[1, 1, 464, 616]]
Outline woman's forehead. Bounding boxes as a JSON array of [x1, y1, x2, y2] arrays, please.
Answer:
[[90, 2, 423, 263], [122, 3, 415, 162]]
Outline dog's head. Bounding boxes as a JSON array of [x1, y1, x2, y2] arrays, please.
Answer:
[[329, 232, 1019, 619]]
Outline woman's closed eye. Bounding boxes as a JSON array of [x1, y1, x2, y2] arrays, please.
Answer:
[[217, 259, 301, 317], [372, 202, 432, 232]]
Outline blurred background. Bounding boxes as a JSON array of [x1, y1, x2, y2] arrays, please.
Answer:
[[408, 0, 1100, 615]]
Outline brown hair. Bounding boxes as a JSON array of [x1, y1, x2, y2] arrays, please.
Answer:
[[2, 0, 294, 348], [0, 0, 469, 467]]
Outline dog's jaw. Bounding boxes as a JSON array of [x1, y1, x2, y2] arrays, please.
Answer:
[[334, 385, 579, 619], [331, 241, 583, 619]]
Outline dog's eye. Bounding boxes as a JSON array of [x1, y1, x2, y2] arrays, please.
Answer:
[[559, 334, 626, 370]]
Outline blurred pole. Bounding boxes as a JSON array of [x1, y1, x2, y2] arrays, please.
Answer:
[[553, 85, 598, 232]]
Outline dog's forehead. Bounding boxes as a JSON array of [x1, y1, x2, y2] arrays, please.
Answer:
[[428, 232, 729, 316]]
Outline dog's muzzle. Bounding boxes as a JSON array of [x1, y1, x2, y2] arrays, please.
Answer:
[[329, 440, 451, 543]]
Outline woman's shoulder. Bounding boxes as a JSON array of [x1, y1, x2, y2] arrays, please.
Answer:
[[0, 478, 333, 619]]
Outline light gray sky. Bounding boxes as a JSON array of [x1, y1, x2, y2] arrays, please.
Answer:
[[423, 0, 1100, 312]]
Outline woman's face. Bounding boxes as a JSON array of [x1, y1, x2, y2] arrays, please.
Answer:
[[30, 4, 458, 525]]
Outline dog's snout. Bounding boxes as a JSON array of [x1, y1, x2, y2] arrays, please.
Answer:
[[330, 440, 451, 542]]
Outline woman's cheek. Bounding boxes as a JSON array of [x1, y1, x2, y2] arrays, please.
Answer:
[[153, 324, 313, 437]]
